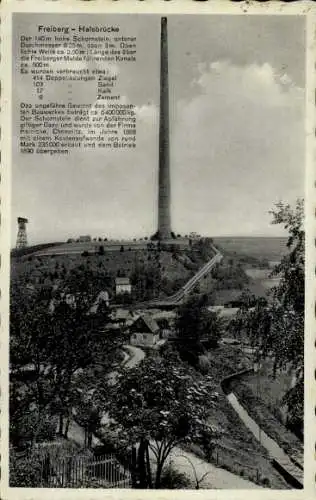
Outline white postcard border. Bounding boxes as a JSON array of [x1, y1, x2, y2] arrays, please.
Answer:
[[1, 2, 315, 499]]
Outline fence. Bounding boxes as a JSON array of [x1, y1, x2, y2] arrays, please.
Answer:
[[39, 453, 132, 488]]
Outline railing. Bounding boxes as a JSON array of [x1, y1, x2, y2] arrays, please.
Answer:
[[39, 452, 132, 488], [148, 249, 223, 307]]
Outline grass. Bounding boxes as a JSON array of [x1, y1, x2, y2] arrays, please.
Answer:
[[11, 249, 191, 288], [193, 346, 289, 488], [229, 368, 303, 461], [240, 360, 293, 411]]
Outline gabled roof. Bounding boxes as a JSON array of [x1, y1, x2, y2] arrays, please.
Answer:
[[115, 308, 137, 320], [130, 314, 159, 334]]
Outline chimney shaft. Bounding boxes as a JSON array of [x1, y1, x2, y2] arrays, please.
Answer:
[[157, 17, 172, 240]]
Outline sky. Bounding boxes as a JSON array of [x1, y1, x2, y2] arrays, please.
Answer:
[[12, 14, 306, 245]]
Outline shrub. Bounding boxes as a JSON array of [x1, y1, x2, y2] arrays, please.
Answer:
[[261, 476, 271, 487], [10, 447, 43, 487], [159, 465, 190, 489]]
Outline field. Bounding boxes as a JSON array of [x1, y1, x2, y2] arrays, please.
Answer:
[[213, 237, 287, 263]]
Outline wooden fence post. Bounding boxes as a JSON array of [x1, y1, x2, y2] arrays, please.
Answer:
[[66, 457, 73, 486], [131, 446, 138, 488]]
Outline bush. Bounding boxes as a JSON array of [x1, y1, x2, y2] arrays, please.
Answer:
[[159, 465, 190, 489], [261, 476, 271, 487], [10, 410, 57, 449], [10, 447, 43, 487]]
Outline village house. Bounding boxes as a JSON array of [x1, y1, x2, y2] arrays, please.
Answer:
[[115, 277, 132, 295], [130, 314, 160, 347], [110, 308, 138, 328]]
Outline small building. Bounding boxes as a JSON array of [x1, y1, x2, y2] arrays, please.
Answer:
[[110, 308, 138, 327], [130, 314, 160, 347], [79, 235, 91, 243], [115, 277, 132, 295]]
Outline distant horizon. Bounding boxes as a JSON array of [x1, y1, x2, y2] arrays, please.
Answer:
[[13, 233, 289, 249]]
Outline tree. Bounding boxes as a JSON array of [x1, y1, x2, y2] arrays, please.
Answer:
[[10, 283, 120, 447], [98, 245, 105, 255], [270, 199, 304, 315], [130, 263, 162, 301], [10, 285, 59, 446], [103, 356, 218, 488], [237, 199, 304, 436], [237, 297, 271, 348], [175, 295, 223, 364], [265, 200, 304, 375]]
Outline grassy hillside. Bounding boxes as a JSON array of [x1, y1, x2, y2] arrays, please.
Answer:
[[10, 249, 193, 302], [11, 238, 282, 304], [11, 239, 217, 302], [11, 243, 62, 258]]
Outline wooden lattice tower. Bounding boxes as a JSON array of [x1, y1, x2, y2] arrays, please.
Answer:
[[16, 217, 28, 248]]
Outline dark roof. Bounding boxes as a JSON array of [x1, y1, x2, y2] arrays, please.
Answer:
[[115, 277, 131, 285], [130, 314, 159, 334]]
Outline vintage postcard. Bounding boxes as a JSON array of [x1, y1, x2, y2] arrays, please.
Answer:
[[0, 1, 314, 499]]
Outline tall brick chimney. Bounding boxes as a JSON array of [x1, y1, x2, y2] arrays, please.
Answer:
[[154, 17, 172, 240]]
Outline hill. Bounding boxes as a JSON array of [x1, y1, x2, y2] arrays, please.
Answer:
[[11, 243, 62, 258], [11, 238, 219, 303], [11, 237, 283, 306]]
